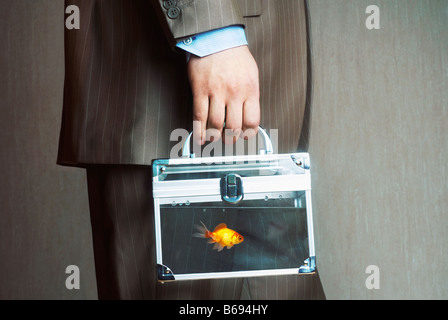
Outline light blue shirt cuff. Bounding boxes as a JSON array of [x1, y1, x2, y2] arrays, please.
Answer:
[[176, 25, 248, 58]]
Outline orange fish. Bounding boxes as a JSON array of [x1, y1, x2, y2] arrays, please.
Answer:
[[193, 221, 244, 252]]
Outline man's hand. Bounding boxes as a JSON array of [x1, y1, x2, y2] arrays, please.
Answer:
[[187, 45, 260, 145]]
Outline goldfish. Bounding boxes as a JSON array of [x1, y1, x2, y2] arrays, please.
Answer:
[[193, 221, 244, 252]]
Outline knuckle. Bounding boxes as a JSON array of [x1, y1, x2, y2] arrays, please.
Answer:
[[207, 117, 224, 130], [224, 118, 242, 132], [243, 116, 260, 129], [193, 109, 208, 122], [224, 127, 242, 138]]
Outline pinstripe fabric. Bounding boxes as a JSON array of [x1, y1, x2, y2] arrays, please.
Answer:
[[58, 0, 191, 166], [57, 0, 311, 166], [244, 0, 309, 153], [60, 0, 323, 299], [86, 165, 155, 299]]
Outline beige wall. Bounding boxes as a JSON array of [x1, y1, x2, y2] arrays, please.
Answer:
[[308, 0, 448, 299], [0, 0, 446, 299]]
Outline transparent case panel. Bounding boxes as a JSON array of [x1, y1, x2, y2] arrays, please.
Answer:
[[159, 193, 309, 276]]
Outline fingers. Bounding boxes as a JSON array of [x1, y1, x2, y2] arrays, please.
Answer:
[[223, 82, 260, 143], [193, 95, 227, 145], [188, 46, 260, 145], [207, 96, 225, 142], [242, 96, 260, 140], [192, 95, 208, 145], [222, 100, 242, 145], [193, 96, 260, 145]]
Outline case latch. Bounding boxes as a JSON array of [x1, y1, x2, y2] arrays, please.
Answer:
[[220, 174, 244, 204]]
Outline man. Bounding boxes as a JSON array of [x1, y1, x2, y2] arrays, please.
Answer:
[[58, 0, 325, 299]]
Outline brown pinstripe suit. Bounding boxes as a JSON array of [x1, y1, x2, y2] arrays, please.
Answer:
[[58, 0, 325, 299]]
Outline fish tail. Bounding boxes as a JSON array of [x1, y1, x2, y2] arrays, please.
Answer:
[[192, 221, 212, 239]]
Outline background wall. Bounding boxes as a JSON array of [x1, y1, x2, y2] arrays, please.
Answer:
[[0, 0, 446, 299], [0, 0, 96, 299], [308, 0, 448, 299]]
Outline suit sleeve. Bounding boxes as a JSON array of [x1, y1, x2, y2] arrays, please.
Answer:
[[151, 0, 244, 47]]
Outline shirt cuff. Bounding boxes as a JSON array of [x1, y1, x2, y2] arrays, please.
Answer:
[[176, 25, 248, 58]]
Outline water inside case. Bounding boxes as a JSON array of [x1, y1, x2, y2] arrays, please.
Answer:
[[152, 128, 316, 282]]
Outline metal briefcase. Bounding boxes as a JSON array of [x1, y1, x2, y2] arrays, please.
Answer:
[[152, 127, 316, 282]]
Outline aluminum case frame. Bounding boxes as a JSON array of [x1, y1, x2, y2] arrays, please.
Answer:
[[152, 152, 316, 282]]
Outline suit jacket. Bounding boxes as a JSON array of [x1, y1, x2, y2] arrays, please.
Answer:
[[57, 0, 311, 166]]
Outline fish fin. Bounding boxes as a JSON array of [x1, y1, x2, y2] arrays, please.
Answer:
[[227, 245, 233, 249], [192, 232, 205, 238], [213, 223, 227, 232], [208, 238, 216, 244], [192, 221, 210, 238], [213, 242, 224, 252]]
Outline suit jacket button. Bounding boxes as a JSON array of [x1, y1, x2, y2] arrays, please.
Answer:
[[163, 0, 177, 10], [167, 7, 181, 19], [183, 37, 193, 45]]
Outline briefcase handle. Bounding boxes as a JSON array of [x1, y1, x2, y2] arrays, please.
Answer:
[[181, 126, 274, 158]]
